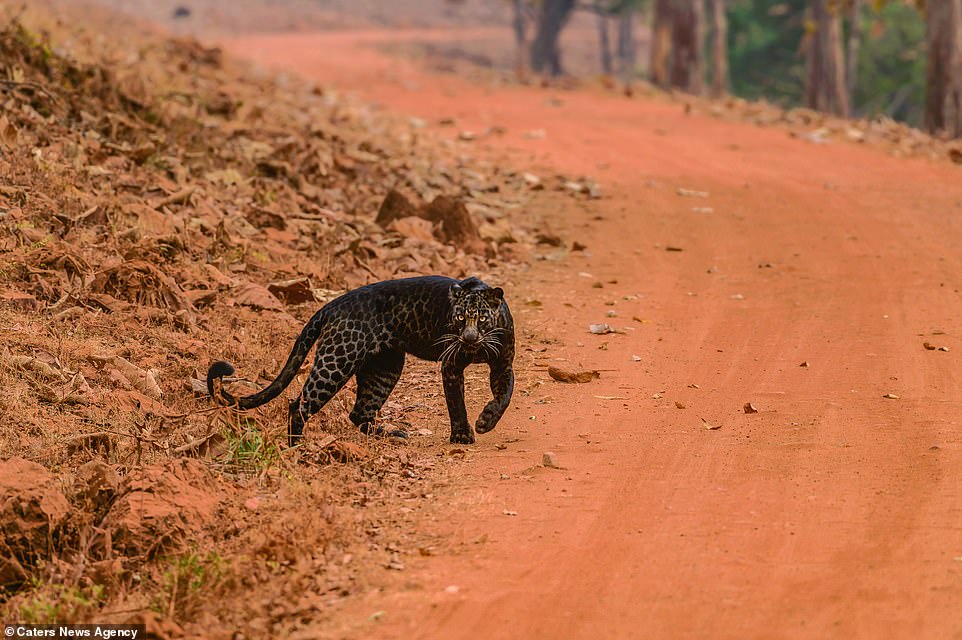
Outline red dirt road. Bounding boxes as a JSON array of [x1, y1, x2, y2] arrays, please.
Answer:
[[223, 30, 962, 639]]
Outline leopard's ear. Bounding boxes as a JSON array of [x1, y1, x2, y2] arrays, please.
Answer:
[[450, 283, 462, 298], [487, 287, 504, 302]]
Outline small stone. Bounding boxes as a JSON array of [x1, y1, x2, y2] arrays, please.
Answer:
[[542, 452, 560, 468], [589, 323, 615, 335]]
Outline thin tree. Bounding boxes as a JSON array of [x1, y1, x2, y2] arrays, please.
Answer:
[[649, 0, 704, 94], [924, 0, 962, 136], [617, 5, 637, 91], [805, 0, 849, 117], [512, 0, 528, 73], [530, 0, 577, 75], [709, 0, 728, 97], [596, 0, 614, 74], [845, 0, 863, 112]]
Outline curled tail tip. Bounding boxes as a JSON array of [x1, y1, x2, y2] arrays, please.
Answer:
[[207, 360, 236, 400]]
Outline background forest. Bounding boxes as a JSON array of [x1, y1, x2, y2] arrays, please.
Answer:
[[509, 0, 959, 136]]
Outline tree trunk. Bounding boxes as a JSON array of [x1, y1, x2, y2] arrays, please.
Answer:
[[650, 0, 672, 89], [846, 0, 862, 112], [617, 8, 636, 88], [512, 0, 528, 73], [709, 0, 728, 97], [925, 0, 962, 137], [530, 0, 576, 76], [596, 1, 613, 75], [805, 0, 849, 117], [649, 0, 703, 94]]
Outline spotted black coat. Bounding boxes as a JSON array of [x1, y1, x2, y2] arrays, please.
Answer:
[[207, 275, 515, 446]]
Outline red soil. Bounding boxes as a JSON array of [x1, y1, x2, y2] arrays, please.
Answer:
[[223, 29, 962, 639]]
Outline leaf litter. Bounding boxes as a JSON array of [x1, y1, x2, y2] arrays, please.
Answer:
[[548, 367, 600, 384], [0, 5, 570, 635]]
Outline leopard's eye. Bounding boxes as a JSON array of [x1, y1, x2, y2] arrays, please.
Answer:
[[457, 314, 464, 322]]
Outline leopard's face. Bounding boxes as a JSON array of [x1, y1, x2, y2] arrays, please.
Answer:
[[438, 279, 505, 361]]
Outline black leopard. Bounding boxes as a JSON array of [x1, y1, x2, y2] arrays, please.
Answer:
[[206, 275, 515, 446]]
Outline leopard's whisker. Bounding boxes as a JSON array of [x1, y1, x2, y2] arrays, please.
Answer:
[[441, 339, 461, 364], [480, 335, 502, 351]]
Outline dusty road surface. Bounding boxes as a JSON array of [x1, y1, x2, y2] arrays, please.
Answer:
[[222, 30, 962, 640]]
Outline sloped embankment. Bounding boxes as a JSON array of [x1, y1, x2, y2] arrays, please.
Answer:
[[0, 5, 577, 635]]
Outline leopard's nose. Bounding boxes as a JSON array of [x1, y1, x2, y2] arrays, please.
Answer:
[[462, 326, 479, 343]]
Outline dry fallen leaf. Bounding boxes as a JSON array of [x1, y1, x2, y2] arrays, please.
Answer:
[[267, 278, 316, 305], [548, 366, 600, 384], [702, 418, 722, 430], [676, 188, 709, 198], [109, 357, 163, 400], [389, 216, 436, 243], [231, 282, 285, 311], [2, 349, 65, 380]]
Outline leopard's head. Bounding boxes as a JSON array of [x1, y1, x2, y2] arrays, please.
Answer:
[[440, 277, 505, 360]]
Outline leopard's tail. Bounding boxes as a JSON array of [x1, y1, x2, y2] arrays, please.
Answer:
[[207, 311, 324, 411]]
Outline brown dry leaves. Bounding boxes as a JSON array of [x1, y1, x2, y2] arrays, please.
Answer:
[[548, 367, 600, 384], [0, 8, 564, 635]]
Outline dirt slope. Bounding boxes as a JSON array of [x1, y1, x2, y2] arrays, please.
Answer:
[[223, 29, 962, 639]]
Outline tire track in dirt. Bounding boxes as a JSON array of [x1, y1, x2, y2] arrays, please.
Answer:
[[223, 28, 962, 639]]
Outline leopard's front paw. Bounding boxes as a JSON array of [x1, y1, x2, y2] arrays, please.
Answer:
[[450, 430, 476, 445], [475, 413, 497, 434], [475, 403, 500, 434]]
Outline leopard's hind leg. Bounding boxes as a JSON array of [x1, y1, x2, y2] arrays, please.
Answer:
[[288, 347, 358, 447], [350, 349, 405, 436]]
